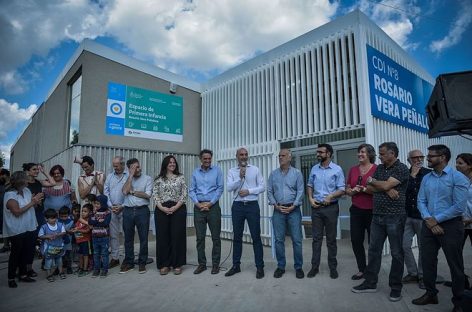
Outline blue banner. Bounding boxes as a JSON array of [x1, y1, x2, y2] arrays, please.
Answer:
[[366, 45, 433, 133]]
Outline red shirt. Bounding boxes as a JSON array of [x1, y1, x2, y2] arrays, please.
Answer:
[[74, 220, 91, 243], [347, 164, 377, 210]]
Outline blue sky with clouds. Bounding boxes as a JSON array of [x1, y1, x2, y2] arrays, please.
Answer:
[[1, 0, 471, 167]]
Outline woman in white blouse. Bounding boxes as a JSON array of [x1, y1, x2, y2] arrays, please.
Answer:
[[153, 155, 188, 275], [3, 171, 43, 288]]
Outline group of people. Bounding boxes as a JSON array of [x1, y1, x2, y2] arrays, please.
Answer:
[[1, 143, 471, 311]]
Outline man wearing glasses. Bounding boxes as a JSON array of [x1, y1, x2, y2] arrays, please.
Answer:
[[402, 150, 431, 289], [306, 143, 345, 279], [412, 144, 468, 312]]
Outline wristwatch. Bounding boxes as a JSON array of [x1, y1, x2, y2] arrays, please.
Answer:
[[366, 177, 376, 185], [130, 190, 135, 196]]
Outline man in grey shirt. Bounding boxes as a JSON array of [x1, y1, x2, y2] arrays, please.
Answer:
[[268, 149, 305, 279], [104, 156, 128, 269], [120, 158, 153, 274]]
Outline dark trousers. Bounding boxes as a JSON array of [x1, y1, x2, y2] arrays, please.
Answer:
[[194, 202, 221, 266], [350, 205, 373, 273], [123, 205, 150, 266], [364, 214, 405, 292], [62, 250, 72, 270], [231, 201, 264, 268], [421, 217, 464, 306], [464, 228, 472, 247], [311, 203, 339, 270], [8, 231, 32, 279], [155, 202, 187, 268]]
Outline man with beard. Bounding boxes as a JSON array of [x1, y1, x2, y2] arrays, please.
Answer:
[[306, 143, 345, 279], [412, 145, 468, 312]]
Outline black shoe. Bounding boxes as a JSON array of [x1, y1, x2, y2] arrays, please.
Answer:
[[92, 270, 100, 278], [256, 268, 264, 279], [225, 266, 241, 277], [66, 267, 73, 274], [402, 274, 419, 283], [193, 264, 207, 274], [351, 282, 378, 293], [19, 276, 36, 283], [27, 270, 38, 277], [351, 272, 364, 280], [389, 290, 402, 302], [411, 293, 439, 305], [109, 259, 120, 269], [8, 279, 17, 288], [273, 268, 285, 278], [307, 267, 319, 278], [211, 265, 220, 275], [330, 269, 338, 279], [296, 269, 305, 279]]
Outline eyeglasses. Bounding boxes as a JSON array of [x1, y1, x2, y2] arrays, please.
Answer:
[[427, 154, 442, 159]]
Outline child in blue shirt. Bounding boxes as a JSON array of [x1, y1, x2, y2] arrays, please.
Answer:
[[59, 206, 74, 274], [39, 209, 66, 282]]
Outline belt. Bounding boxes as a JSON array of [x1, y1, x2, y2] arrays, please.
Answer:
[[124, 205, 148, 209], [279, 203, 294, 207], [313, 201, 338, 207], [235, 200, 258, 206]]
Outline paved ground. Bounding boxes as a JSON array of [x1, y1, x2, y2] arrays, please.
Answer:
[[0, 236, 470, 312]]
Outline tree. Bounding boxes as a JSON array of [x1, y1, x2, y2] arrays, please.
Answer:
[[0, 152, 5, 168]]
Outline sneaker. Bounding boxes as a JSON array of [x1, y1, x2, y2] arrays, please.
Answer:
[[351, 282, 378, 293], [78, 270, 89, 277], [307, 267, 319, 278], [296, 269, 305, 279], [402, 274, 419, 283], [119, 264, 134, 274], [389, 290, 402, 302], [138, 264, 146, 274], [100, 271, 108, 278], [59, 272, 66, 280], [47, 275, 54, 282], [92, 270, 100, 278], [273, 268, 285, 278], [109, 259, 120, 269]]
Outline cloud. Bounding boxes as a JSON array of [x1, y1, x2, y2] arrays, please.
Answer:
[[0, 99, 38, 141], [0, 70, 28, 95], [429, 0, 472, 53], [106, 0, 338, 76], [353, 0, 421, 50], [0, 0, 339, 86], [0, 0, 108, 94], [0, 143, 12, 168]]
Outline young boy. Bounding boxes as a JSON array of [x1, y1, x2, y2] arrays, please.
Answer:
[[88, 194, 112, 277], [39, 209, 66, 282], [70, 203, 81, 268], [72, 203, 92, 277], [59, 206, 74, 274]]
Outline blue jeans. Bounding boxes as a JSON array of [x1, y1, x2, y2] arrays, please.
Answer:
[[123, 205, 150, 266], [364, 214, 406, 292], [272, 206, 303, 270], [93, 237, 110, 271], [231, 201, 264, 268]]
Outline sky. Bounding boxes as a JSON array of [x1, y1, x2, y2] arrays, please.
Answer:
[[1, 0, 471, 168]]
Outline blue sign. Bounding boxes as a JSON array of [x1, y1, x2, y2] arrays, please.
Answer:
[[366, 45, 433, 133]]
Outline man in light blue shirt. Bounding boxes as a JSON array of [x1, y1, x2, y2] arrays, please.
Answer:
[[306, 143, 345, 279], [268, 149, 304, 279], [189, 149, 224, 275], [104, 156, 128, 269], [412, 144, 469, 311]]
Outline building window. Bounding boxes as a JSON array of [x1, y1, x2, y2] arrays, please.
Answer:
[[69, 74, 82, 145]]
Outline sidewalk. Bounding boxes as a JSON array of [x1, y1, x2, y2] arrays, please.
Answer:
[[0, 236, 470, 312]]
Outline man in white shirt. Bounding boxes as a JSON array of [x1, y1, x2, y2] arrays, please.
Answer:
[[225, 147, 265, 279]]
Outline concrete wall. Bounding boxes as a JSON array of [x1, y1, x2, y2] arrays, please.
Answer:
[[11, 50, 201, 170], [78, 51, 201, 153]]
